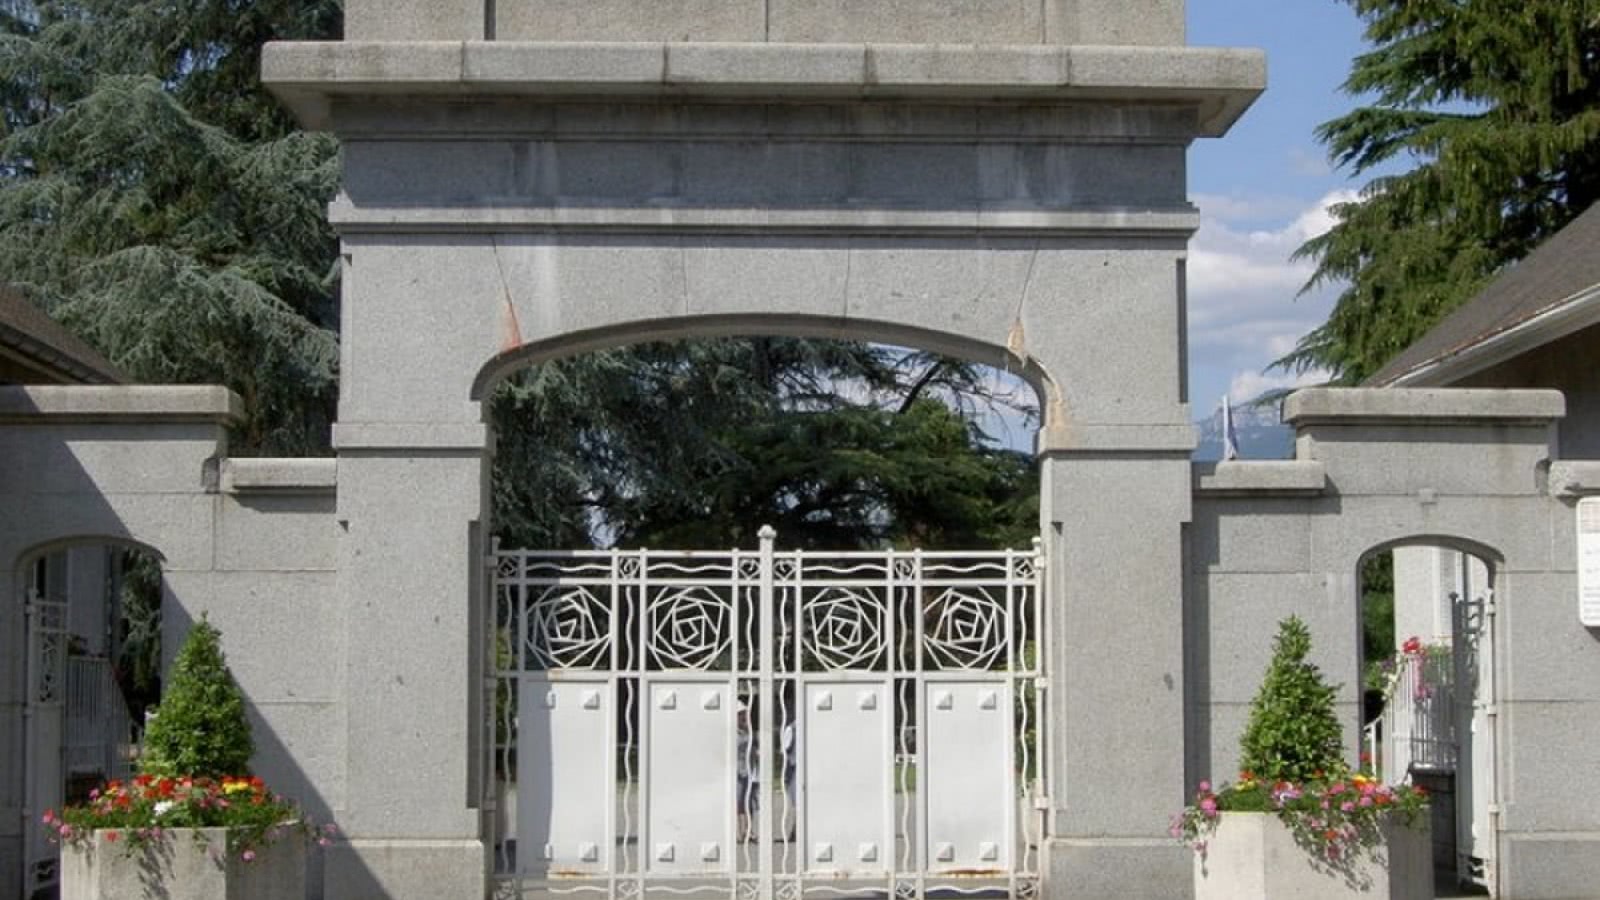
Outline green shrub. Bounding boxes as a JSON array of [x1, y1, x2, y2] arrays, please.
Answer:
[[1237, 615, 1344, 784], [139, 616, 254, 778]]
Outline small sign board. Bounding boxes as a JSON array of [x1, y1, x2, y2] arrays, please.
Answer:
[[1581, 497, 1600, 627]]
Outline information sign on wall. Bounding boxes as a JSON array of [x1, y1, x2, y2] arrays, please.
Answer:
[[1581, 497, 1600, 627]]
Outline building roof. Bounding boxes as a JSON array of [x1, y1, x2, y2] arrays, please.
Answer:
[[1368, 201, 1600, 386], [0, 286, 125, 385]]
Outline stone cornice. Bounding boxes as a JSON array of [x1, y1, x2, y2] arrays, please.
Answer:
[[327, 202, 1201, 237], [1283, 388, 1566, 427], [219, 458, 338, 495], [1192, 460, 1328, 497], [0, 385, 244, 425], [263, 41, 1265, 137]]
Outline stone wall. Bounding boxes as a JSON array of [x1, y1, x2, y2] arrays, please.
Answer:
[[0, 388, 340, 898], [344, 0, 1186, 45], [1191, 388, 1600, 900], [7, 391, 1600, 900]]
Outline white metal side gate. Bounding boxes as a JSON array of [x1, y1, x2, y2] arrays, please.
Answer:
[[487, 528, 1048, 900]]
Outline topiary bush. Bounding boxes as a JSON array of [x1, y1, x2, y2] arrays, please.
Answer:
[[139, 615, 254, 778], [1237, 615, 1345, 785], [1175, 615, 1428, 864]]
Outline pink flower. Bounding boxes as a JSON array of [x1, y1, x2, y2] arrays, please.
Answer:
[[1340, 801, 1355, 812], [58, 825, 72, 838], [318, 837, 333, 847], [1199, 797, 1218, 818], [1198, 780, 1212, 793], [241, 850, 256, 863]]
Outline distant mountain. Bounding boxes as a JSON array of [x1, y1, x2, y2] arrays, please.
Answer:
[[1193, 399, 1294, 462]]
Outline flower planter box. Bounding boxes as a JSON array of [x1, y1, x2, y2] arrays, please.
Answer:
[[1194, 811, 1431, 900], [62, 827, 306, 900]]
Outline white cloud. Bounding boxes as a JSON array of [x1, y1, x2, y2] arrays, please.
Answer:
[[1190, 192, 1316, 224], [1227, 368, 1330, 404], [1187, 190, 1357, 371]]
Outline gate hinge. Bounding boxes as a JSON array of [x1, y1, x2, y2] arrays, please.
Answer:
[[1032, 795, 1052, 810], [1033, 676, 1049, 690]]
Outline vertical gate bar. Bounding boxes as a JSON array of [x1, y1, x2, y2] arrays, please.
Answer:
[[883, 549, 898, 900], [729, 544, 743, 887], [757, 526, 777, 900], [634, 549, 649, 900], [483, 540, 498, 889], [608, 550, 621, 898], [913, 548, 927, 900], [21, 588, 37, 896], [790, 546, 804, 895], [1033, 537, 1049, 855], [1006, 549, 1020, 900], [1482, 585, 1500, 894]]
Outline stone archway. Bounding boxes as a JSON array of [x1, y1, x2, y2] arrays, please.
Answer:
[[263, 5, 1265, 896]]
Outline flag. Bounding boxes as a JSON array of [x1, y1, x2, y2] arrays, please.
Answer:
[[1221, 395, 1239, 461]]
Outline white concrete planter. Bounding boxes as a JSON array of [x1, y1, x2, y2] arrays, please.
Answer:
[[62, 827, 306, 900], [1194, 811, 1432, 900]]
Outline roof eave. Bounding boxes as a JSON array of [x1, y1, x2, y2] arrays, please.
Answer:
[[1384, 282, 1600, 388]]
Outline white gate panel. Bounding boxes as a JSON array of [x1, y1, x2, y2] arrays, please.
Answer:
[[518, 678, 612, 875], [802, 681, 890, 876], [645, 681, 731, 875], [924, 682, 1012, 873], [490, 539, 1045, 898]]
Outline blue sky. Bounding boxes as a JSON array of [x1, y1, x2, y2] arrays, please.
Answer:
[[1185, 0, 1387, 411]]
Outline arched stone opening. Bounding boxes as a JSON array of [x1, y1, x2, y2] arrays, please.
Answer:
[[12, 537, 167, 900], [1355, 536, 1502, 894], [479, 327, 1048, 545], [471, 313, 1060, 420], [472, 320, 1054, 893]]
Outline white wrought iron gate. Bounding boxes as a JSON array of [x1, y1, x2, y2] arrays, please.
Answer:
[[22, 587, 67, 899], [487, 528, 1048, 900]]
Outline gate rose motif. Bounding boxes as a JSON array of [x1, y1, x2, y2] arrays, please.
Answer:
[[526, 586, 609, 669], [922, 588, 1006, 670], [647, 586, 733, 670], [802, 587, 886, 670]]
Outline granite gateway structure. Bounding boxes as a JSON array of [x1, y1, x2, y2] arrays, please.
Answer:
[[3, 2, 1599, 898]]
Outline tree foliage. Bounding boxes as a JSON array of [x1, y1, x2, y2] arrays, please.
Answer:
[[492, 338, 1039, 551], [141, 616, 254, 778], [0, 1, 341, 453], [2, 1, 1041, 548], [1283, 0, 1600, 383], [1238, 616, 1347, 784]]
